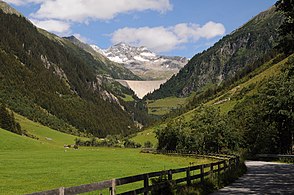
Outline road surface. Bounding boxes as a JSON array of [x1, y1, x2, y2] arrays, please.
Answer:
[[213, 161, 294, 194]]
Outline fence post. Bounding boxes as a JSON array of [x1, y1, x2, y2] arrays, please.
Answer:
[[144, 174, 149, 195], [210, 163, 214, 175], [217, 162, 220, 177], [236, 156, 240, 168], [200, 165, 204, 184], [186, 167, 191, 186], [59, 187, 64, 195], [109, 179, 116, 195], [168, 170, 172, 181]]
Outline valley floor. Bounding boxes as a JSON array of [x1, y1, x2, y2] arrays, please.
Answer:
[[0, 128, 212, 194]]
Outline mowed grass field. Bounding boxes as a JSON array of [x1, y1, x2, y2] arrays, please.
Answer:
[[0, 115, 212, 194]]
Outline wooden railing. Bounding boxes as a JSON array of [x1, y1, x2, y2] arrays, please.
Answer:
[[27, 154, 240, 195]]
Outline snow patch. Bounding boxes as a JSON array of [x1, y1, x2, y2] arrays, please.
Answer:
[[134, 55, 149, 62], [140, 52, 156, 57], [108, 56, 124, 63]]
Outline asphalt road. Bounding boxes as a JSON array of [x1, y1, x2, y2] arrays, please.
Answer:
[[212, 161, 294, 194]]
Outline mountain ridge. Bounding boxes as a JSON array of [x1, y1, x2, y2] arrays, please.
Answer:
[[146, 6, 283, 99], [64, 36, 141, 80], [91, 42, 189, 80], [0, 1, 21, 16], [0, 3, 146, 137]]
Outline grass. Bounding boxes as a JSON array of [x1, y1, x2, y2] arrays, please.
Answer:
[[15, 113, 81, 146], [147, 96, 189, 116], [121, 94, 134, 102], [131, 124, 166, 147], [0, 127, 52, 151], [0, 117, 213, 194]]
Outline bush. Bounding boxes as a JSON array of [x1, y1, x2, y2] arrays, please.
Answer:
[[144, 141, 153, 148]]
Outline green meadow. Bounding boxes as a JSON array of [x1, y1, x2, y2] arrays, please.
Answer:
[[0, 115, 212, 194], [147, 96, 189, 116]]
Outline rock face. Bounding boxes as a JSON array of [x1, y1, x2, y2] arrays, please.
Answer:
[[91, 42, 188, 80], [146, 6, 283, 99]]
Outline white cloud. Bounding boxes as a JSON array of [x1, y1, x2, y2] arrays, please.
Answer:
[[111, 22, 225, 53], [112, 26, 180, 52], [28, 0, 172, 22], [30, 19, 71, 34], [5, 0, 172, 37]]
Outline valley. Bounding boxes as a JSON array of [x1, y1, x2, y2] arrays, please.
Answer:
[[1, 0, 293, 194]]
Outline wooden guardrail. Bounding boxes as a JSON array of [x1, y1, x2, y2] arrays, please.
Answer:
[[27, 154, 240, 195]]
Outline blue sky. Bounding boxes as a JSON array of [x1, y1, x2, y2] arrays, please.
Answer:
[[5, 0, 277, 58]]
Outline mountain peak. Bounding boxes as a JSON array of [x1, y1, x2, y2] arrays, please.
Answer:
[[0, 1, 22, 16], [65, 35, 79, 41], [100, 43, 188, 80]]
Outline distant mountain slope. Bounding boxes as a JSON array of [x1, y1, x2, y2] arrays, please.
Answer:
[[147, 6, 283, 99], [64, 36, 141, 80], [92, 42, 188, 80], [0, 1, 21, 16], [133, 53, 293, 147], [0, 1, 139, 137]]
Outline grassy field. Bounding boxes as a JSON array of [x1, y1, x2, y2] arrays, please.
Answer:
[[15, 113, 81, 146], [147, 96, 189, 116], [0, 116, 213, 194], [131, 124, 166, 147]]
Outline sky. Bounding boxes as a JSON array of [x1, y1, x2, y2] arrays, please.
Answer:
[[4, 0, 277, 58]]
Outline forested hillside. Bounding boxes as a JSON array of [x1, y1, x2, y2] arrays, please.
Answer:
[[0, 3, 143, 137], [146, 6, 283, 99], [153, 1, 294, 155], [156, 55, 294, 155]]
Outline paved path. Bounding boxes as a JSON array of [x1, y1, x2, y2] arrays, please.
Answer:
[[213, 161, 294, 194]]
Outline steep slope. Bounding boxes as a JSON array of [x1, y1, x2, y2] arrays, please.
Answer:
[[133, 54, 293, 147], [147, 6, 283, 99], [0, 127, 52, 151], [64, 36, 141, 80], [92, 42, 188, 80], [0, 2, 137, 137]]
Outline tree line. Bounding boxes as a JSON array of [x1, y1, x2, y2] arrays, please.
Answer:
[[156, 55, 294, 155], [0, 103, 22, 134]]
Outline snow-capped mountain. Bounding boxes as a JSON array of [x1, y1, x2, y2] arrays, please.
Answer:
[[91, 42, 188, 80]]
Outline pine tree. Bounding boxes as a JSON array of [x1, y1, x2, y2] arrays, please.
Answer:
[[275, 0, 294, 54]]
